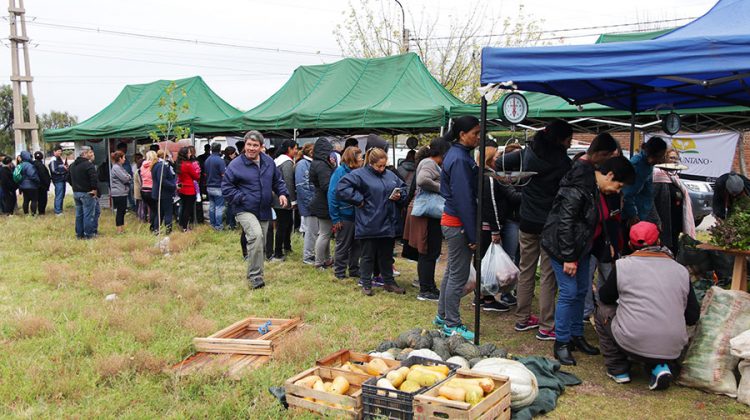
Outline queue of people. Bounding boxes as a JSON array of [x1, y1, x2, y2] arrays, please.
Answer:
[[1, 124, 715, 392]]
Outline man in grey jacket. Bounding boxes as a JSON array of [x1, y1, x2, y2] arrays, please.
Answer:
[[595, 221, 700, 391]]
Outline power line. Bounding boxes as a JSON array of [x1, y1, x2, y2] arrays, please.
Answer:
[[20, 20, 344, 58], [410, 16, 696, 41]]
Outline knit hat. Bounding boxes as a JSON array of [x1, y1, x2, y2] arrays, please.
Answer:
[[629, 221, 660, 248], [726, 174, 745, 195], [33, 151, 44, 160]]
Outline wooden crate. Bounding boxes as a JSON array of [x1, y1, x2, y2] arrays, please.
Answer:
[[413, 369, 511, 420], [285, 365, 369, 419], [192, 317, 301, 355], [317, 349, 401, 375], [171, 316, 301, 379]]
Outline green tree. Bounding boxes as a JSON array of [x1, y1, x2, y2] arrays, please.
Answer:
[[334, 1, 548, 103], [149, 81, 190, 143], [0, 84, 29, 154], [38, 111, 78, 144]]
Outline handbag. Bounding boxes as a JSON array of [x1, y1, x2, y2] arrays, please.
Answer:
[[411, 190, 445, 219]]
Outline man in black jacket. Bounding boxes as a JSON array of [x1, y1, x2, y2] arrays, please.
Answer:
[[49, 145, 69, 215], [33, 151, 51, 215], [68, 146, 99, 239]]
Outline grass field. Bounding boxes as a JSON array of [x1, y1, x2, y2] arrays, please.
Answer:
[[1, 200, 749, 419]]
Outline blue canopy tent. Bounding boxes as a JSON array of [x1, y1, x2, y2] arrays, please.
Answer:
[[468, 0, 750, 343]]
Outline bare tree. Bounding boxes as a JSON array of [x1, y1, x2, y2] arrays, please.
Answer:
[[334, 1, 547, 103]]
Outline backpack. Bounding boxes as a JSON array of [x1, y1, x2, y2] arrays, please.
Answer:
[[12, 162, 25, 184]]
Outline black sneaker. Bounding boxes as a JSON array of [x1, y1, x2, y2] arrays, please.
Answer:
[[417, 291, 439, 302], [482, 300, 510, 312], [500, 293, 517, 306]]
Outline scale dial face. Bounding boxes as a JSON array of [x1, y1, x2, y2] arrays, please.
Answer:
[[501, 93, 528, 124], [663, 112, 681, 135]]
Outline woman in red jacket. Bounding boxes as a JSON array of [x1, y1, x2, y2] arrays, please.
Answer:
[[176, 146, 200, 231]]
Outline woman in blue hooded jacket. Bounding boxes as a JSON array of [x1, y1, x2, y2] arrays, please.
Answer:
[[328, 146, 363, 280], [337, 147, 407, 296], [17, 151, 40, 215]]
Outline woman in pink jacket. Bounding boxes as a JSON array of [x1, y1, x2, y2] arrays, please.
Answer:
[[140, 151, 158, 233]]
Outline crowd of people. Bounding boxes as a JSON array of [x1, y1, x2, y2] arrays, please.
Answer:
[[4, 118, 740, 392]]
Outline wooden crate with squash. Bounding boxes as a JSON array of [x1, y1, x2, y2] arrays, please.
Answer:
[[412, 369, 511, 420], [285, 365, 370, 419], [317, 349, 401, 377]]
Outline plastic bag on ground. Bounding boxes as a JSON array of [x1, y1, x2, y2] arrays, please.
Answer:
[[730, 329, 750, 359], [480, 243, 520, 297], [739, 360, 750, 406], [677, 287, 750, 397]]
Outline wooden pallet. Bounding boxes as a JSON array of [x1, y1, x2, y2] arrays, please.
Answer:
[[171, 316, 301, 379]]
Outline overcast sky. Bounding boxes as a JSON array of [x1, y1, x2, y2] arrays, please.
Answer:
[[2, 0, 718, 119]]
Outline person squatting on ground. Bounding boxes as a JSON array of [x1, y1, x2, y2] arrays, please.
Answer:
[[434, 116, 481, 340], [542, 155, 636, 366], [514, 120, 573, 340], [110, 151, 132, 234], [337, 146, 407, 296], [68, 146, 99, 239], [222, 130, 289, 290], [595, 221, 700, 390], [309, 137, 336, 269], [328, 146, 363, 280]]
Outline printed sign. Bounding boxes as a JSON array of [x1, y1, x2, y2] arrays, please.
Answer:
[[645, 132, 739, 179]]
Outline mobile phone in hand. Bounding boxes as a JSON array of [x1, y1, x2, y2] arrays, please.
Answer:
[[389, 187, 400, 200]]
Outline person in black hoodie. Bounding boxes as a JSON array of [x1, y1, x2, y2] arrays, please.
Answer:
[[68, 146, 99, 238], [49, 145, 69, 215], [0, 156, 17, 214], [513, 120, 573, 340], [309, 137, 336, 268], [33, 151, 51, 215], [542, 155, 635, 366]]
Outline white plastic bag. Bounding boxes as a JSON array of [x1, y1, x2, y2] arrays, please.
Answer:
[[462, 264, 476, 297], [480, 243, 520, 297], [730, 329, 750, 359]]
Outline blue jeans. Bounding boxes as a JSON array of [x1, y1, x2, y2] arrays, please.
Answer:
[[207, 187, 225, 229], [500, 220, 520, 263], [53, 181, 66, 214], [551, 255, 591, 343], [74, 192, 98, 238]]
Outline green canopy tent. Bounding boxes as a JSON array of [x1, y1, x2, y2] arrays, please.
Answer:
[[44, 76, 241, 142], [195, 53, 465, 137]]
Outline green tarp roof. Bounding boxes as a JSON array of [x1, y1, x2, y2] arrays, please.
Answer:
[[196, 53, 464, 134], [44, 76, 241, 142], [594, 28, 676, 44]]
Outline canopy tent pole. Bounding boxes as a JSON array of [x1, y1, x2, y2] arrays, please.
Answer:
[[106, 139, 112, 212], [629, 90, 637, 155], [474, 96, 488, 345], [392, 135, 397, 166]]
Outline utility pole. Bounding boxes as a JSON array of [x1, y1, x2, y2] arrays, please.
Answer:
[[8, 0, 40, 155], [393, 0, 409, 53]]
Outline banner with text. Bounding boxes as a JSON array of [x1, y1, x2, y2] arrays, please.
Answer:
[[645, 131, 739, 179]]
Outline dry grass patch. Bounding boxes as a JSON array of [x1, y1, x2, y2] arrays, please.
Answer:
[[274, 325, 325, 365], [94, 354, 131, 381], [132, 350, 167, 374], [182, 314, 217, 337], [131, 250, 153, 268], [43, 263, 85, 288], [168, 231, 197, 253], [13, 314, 54, 338]]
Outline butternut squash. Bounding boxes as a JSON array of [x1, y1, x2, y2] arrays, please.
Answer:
[[386, 370, 406, 388], [330, 376, 350, 395], [294, 375, 322, 389], [399, 380, 421, 393], [465, 389, 483, 406], [438, 385, 466, 401], [313, 379, 326, 392], [411, 366, 447, 381], [366, 358, 389, 375], [448, 377, 494, 394], [419, 364, 450, 376]]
